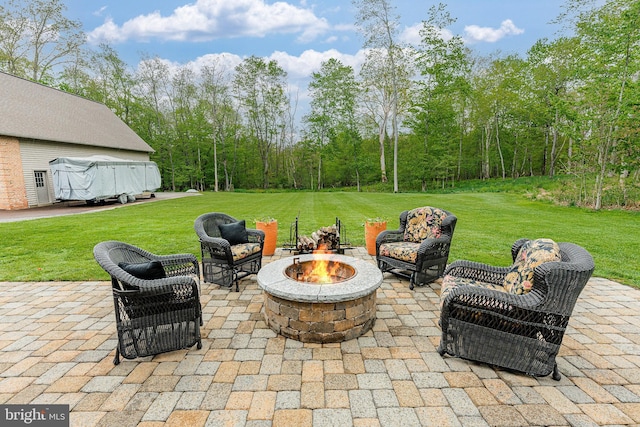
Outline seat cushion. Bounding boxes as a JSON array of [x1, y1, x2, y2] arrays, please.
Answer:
[[219, 220, 249, 245], [231, 242, 262, 262], [503, 238, 561, 294], [403, 207, 448, 243], [440, 274, 506, 307], [379, 241, 420, 264]]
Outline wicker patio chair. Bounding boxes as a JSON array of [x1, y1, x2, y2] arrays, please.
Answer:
[[194, 212, 265, 291], [93, 241, 202, 365], [437, 238, 594, 380], [376, 206, 457, 289]]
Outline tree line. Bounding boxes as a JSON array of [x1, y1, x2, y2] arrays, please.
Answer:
[[1, 0, 638, 209]]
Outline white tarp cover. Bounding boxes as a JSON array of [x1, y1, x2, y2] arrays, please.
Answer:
[[49, 155, 161, 201]]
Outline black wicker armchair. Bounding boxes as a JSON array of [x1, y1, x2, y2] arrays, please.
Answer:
[[438, 238, 594, 380], [376, 206, 457, 289], [194, 212, 265, 291], [93, 241, 202, 365]]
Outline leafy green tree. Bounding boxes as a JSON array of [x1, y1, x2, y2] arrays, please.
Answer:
[[304, 58, 361, 189], [561, 0, 640, 209], [353, 0, 404, 192], [201, 62, 240, 191], [87, 44, 137, 124], [0, 0, 85, 82], [410, 3, 471, 189], [233, 56, 289, 189], [135, 55, 175, 190], [527, 38, 578, 178]]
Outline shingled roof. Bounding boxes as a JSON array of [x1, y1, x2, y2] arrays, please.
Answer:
[[0, 71, 153, 153]]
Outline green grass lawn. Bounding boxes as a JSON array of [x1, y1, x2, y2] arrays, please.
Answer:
[[1, 191, 638, 286]]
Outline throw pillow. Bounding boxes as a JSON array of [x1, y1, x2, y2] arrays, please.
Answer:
[[503, 238, 561, 294], [219, 220, 249, 245], [119, 260, 166, 280]]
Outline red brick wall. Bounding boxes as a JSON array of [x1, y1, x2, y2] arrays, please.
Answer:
[[0, 136, 28, 210]]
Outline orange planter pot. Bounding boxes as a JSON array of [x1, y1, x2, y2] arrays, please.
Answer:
[[256, 221, 278, 256], [365, 221, 387, 256]]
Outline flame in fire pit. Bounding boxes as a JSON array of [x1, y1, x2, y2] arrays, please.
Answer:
[[285, 253, 356, 284], [308, 257, 342, 283]]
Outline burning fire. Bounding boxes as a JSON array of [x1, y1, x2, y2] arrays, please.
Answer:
[[307, 259, 342, 284], [287, 246, 355, 284], [304, 244, 338, 283]]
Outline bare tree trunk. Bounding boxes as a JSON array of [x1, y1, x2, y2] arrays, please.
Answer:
[[549, 108, 559, 177], [511, 133, 518, 178], [568, 137, 573, 171], [213, 136, 219, 192], [378, 118, 388, 183], [494, 113, 506, 179], [392, 108, 399, 192], [169, 149, 176, 191], [483, 123, 492, 179]]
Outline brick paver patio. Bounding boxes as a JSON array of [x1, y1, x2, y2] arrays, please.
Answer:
[[1, 248, 639, 426]]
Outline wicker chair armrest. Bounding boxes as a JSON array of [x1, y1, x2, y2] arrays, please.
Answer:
[[442, 282, 544, 316], [132, 275, 195, 292], [246, 228, 265, 244], [115, 271, 198, 292], [137, 275, 199, 295], [417, 236, 450, 253], [443, 260, 509, 286], [415, 237, 451, 266], [199, 235, 232, 252], [376, 229, 404, 244], [152, 253, 200, 278]]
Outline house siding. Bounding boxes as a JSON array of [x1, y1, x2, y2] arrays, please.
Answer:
[[18, 139, 150, 208], [0, 136, 28, 210]]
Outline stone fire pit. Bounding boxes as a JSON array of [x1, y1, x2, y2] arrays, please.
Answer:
[[257, 253, 383, 343]]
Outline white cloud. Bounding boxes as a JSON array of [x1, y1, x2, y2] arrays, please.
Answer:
[[137, 48, 366, 92], [463, 19, 524, 44], [268, 48, 365, 79], [93, 6, 108, 17], [87, 0, 331, 44]]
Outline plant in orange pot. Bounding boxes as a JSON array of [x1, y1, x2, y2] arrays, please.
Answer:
[[364, 217, 387, 256], [255, 217, 278, 256]]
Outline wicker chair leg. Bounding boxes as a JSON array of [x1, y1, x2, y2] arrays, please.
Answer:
[[233, 270, 240, 292], [409, 272, 416, 290], [552, 363, 561, 381], [113, 348, 120, 365]]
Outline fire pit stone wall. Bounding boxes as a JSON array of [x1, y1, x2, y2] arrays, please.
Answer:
[[264, 292, 376, 343], [257, 254, 383, 343]]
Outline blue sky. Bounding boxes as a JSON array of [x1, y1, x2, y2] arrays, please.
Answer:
[[60, 0, 569, 120], [63, 0, 567, 75]]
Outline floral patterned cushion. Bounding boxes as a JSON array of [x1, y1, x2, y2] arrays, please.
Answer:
[[503, 239, 561, 295], [231, 242, 262, 262], [440, 274, 506, 307], [379, 242, 420, 263], [403, 206, 448, 243]]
